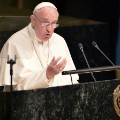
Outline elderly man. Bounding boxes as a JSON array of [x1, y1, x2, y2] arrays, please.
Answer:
[[0, 2, 79, 91]]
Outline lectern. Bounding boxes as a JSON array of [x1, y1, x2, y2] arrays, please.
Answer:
[[0, 79, 120, 120]]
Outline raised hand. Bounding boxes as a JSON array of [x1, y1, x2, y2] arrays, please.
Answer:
[[46, 56, 67, 80]]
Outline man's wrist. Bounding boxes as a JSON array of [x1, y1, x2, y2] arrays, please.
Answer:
[[46, 71, 54, 81]]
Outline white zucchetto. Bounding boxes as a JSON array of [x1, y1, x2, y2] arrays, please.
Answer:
[[33, 2, 57, 14]]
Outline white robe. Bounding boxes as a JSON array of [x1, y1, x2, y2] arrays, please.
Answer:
[[0, 23, 79, 91]]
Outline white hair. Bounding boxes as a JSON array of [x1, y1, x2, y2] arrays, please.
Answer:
[[33, 2, 57, 14]]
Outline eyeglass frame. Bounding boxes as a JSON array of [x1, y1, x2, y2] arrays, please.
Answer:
[[33, 14, 59, 29]]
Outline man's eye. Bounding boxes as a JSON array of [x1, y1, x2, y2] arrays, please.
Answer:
[[43, 23, 49, 25]]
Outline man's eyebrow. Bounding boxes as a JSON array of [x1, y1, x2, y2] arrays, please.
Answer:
[[42, 18, 58, 22]]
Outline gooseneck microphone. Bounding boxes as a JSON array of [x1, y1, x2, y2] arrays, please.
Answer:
[[92, 41, 115, 66], [78, 43, 97, 82]]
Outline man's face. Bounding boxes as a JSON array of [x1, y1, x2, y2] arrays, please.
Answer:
[[31, 7, 59, 42]]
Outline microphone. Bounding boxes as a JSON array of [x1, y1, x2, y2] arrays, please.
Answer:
[[92, 41, 115, 66], [78, 43, 97, 82]]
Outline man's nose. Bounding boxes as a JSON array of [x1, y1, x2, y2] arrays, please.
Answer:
[[46, 24, 54, 32]]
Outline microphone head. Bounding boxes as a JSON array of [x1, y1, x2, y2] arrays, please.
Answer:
[[78, 43, 83, 49], [92, 41, 99, 49], [92, 41, 97, 47]]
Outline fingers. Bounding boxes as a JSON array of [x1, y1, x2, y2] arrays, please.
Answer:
[[46, 56, 67, 79], [49, 56, 62, 66], [50, 56, 67, 71], [55, 58, 67, 71]]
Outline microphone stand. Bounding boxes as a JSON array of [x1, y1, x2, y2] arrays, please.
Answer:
[[7, 55, 16, 120], [78, 43, 97, 81], [92, 41, 115, 66], [7, 55, 16, 92]]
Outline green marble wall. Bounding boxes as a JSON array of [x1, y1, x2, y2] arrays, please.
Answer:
[[0, 79, 120, 120]]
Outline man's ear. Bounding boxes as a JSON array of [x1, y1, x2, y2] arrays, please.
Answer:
[[30, 15, 35, 27]]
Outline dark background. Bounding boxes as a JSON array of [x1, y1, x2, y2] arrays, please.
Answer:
[[0, 0, 119, 63]]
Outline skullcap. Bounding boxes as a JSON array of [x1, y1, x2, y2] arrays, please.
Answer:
[[33, 2, 57, 14]]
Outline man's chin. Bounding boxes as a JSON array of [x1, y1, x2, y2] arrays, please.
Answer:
[[42, 37, 50, 42], [44, 36, 51, 40]]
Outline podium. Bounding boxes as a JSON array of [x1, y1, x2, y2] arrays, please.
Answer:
[[0, 79, 120, 120]]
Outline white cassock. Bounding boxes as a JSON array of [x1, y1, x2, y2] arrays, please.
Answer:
[[0, 23, 79, 91]]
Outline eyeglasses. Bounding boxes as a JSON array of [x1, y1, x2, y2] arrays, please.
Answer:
[[33, 15, 59, 29]]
